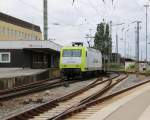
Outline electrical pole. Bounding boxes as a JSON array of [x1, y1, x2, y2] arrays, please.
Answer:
[[111, 22, 125, 65], [116, 33, 118, 63], [136, 21, 141, 74], [124, 31, 126, 58], [144, 4, 149, 61], [133, 21, 142, 74], [89, 29, 93, 47], [116, 33, 118, 54], [85, 29, 95, 47], [124, 29, 128, 58], [141, 49, 143, 61], [43, 0, 48, 40]]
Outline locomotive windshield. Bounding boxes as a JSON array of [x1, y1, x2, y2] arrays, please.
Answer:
[[63, 50, 81, 57]]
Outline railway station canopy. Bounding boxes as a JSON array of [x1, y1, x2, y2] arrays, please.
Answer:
[[0, 40, 62, 52]]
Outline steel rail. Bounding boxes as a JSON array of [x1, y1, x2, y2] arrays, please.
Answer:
[[51, 74, 128, 120], [6, 73, 120, 120], [0, 75, 101, 100], [0, 78, 60, 95], [52, 76, 150, 120]]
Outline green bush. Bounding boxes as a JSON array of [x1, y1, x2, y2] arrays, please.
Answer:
[[108, 63, 124, 71], [125, 64, 136, 72]]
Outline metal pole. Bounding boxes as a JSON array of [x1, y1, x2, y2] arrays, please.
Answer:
[[127, 42, 129, 58], [43, 0, 48, 40], [144, 5, 149, 61], [116, 33, 118, 54], [124, 31, 127, 58], [136, 21, 141, 74], [116, 33, 118, 63]]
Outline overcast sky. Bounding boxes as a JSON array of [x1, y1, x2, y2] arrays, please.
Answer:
[[0, 0, 150, 60]]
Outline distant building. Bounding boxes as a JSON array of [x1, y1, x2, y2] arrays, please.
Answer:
[[110, 53, 122, 64], [124, 58, 135, 70], [0, 12, 42, 40], [125, 59, 150, 72]]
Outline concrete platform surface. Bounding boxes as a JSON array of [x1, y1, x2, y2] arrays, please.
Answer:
[[0, 68, 47, 78], [87, 82, 150, 120]]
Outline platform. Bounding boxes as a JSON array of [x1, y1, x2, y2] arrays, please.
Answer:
[[0, 68, 46, 78], [87, 81, 150, 120], [0, 68, 60, 90]]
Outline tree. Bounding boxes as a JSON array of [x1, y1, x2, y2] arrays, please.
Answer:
[[105, 23, 112, 54], [94, 21, 112, 56]]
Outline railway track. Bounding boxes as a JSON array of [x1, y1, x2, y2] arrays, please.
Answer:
[[0, 76, 98, 100], [0, 78, 63, 100], [52, 76, 150, 120], [5, 73, 121, 120]]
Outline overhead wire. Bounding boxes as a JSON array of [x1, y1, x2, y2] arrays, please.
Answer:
[[17, 0, 78, 26]]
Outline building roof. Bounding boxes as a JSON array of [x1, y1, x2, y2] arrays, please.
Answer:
[[111, 53, 121, 56], [0, 40, 62, 52], [0, 12, 41, 33], [124, 58, 135, 62]]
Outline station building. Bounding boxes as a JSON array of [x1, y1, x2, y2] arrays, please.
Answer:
[[0, 12, 42, 41], [0, 40, 62, 69]]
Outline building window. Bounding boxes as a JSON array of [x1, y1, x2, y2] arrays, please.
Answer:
[[0, 52, 11, 63]]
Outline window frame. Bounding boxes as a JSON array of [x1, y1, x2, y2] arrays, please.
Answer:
[[0, 52, 11, 63]]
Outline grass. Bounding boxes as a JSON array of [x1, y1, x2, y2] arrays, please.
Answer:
[[125, 64, 136, 72], [107, 63, 125, 71]]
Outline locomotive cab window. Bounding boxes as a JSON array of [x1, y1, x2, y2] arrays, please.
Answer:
[[63, 50, 82, 57]]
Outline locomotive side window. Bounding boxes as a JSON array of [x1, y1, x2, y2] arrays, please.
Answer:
[[63, 50, 81, 57]]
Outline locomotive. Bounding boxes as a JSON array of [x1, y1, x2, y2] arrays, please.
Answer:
[[59, 42, 103, 79]]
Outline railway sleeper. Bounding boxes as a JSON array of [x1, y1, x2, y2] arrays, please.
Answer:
[[38, 107, 51, 111], [45, 101, 59, 107], [21, 113, 34, 119], [33, 109, 44, 113], [14, 116, 27, 120], [28, 111, 40, 116]]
